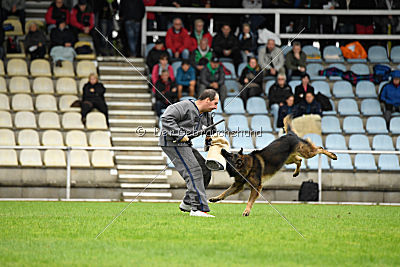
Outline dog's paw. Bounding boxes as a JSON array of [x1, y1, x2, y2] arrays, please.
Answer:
[[242, 209, 250, 216], [293, 172, 299, 177], [209, 197, 221, 203], [331, 153, 338, 160]]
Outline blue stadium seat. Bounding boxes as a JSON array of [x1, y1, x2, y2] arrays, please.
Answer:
[[327, 63, 346, 80], [338, 99, 360, 116], [390, 46, 400, 63], [246, 97, 268, 114], [307, 155, 330, 170], [331, 153, 353, 170], [145, 43, 155, 58], [255, 133, 275, 149], [264, 80, 275, 96], [192, 135, 206, 149], [303, 45, 322, 63], [361, 99, 382, 116], [325, 134, 347, 150], [368, 45, 389, 63], [343, 116, 365, 134], [232, 136, 254, 149], [332, 81, 354, 98], [222, 62, 236, 79], [213, 101, 224, 114], [354, 154, 377, 171], [372, 135, 394, 151], [355, 81, 377, 98], [349, 134, 370, 150], [322, 99, 337, 116], [281, 45, 292, 56], [397, 136, 400, 150], [289, 80, 301, 94], [323, 45, 344, 63], [378, 81, 389, 95], [390, 117, 400, 134], [224, 97, 245, 114], [321, 116, 341, 134], [228, 115, 249, 132], [225, 80, 240, 97], [312, 81, 331, 97], [304, 133, 323, 147], [171, 61, 182, 77], [378, 154, 400, 171], [350, 64, 370, 75], [213, 114, 226, 132], [306, 63, 325, 80], [251, 115, 272, 133], [366, 117, 388, 134], [238, 62, 247, 77]]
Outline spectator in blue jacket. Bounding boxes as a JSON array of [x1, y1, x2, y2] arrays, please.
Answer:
[[380, 70, 400, 127], [293, 92, 322, 118], [277, 95, 295, 128], [176, 59, 196, 99]]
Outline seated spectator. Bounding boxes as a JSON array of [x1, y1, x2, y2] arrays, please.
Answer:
[[155, 70, 178, 117], [268, 73, 293, 129], [151, 54, 175, 92], [277, 95, 295, 128], [294, 73, 314, 105], [2, 0, 26, 33], [81, 73, 109, 126], [380, 70, 400, 128], [285, 41, 306, 81], [24, 23, 47, 60], [212, 24, 241, 69], [50, 21, 77, 66], [45, 0, 70, 33], [238, 23, 256, 64], [199, 56, 227, 105], [293, 92, 322, 118], [119, 0, 145, 57], [147, 40, 169, 70], [239, 57, 263, 105], [165, 17, 191, 59], [189, 37, 213, 75], [259, 39, 285, 77], [189, 18, 212, 52], [176, 59, 196, 99]]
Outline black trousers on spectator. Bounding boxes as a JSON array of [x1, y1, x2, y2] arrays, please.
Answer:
[[384, 103, 400, 128], [28, 46, 46, 60], [3, 9, 25, 33], [240, 85, 263, 108], [81, 99, 109, 126], [155, 101, 169, 117]]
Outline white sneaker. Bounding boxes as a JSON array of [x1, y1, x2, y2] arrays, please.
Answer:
[[190, 210, 215, 218], [179, 201, 191, 212]]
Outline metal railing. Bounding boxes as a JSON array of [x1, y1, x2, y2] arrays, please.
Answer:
[[141, 6, 400, 56]]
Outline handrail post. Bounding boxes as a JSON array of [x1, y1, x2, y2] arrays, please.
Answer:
[[141, 11, 147, 57], [318, 154, 322, 202], [274, 11, 280, 35], [66, 146, 71, 200]]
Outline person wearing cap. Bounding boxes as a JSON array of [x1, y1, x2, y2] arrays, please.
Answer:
[[146, 40, 169, 70], [294, 73, 314, 105], [199, 56, 227, 105], [380, 70, 400, 128], [176, 59, 196, 99]]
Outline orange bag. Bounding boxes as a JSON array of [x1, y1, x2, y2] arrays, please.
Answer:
[[340, 41, 367, 59]]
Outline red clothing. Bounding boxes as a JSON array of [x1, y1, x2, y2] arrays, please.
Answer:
[[143, 0, 156, 20], [165, 27, 191, 54], [70, 6, 94, 31], [189, 31, 212, 52], [151, 64, 175, 93], [45, 4, 70, 25]]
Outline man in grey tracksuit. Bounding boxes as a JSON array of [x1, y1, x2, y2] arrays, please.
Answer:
[[159, 89, 219, 216]]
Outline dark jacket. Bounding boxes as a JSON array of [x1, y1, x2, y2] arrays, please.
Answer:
[[50, 27, 77, 48], [200, 62, 225, 87], [70, 4, 95, 30], [294, 84, 315, 104], [82, 82, 106, 101], [238, 32, 256, 53], [25, 29, 47, 49], [268, 83, 292, 108], [212, 32, 240, 56], [119, 0, 145, 21], [277, 104, 294, 128], [239, 65, 263, 89], [45, 3, 70, 25], [285, 50, 307, 71], [155, 78, 178, 105], [146, 48, 169, 70], [293, 99, 322, 118], [380, 82, 400, 107]]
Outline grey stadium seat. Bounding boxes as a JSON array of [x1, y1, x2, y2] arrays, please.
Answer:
[[354, 154, 377, 171], [343, 116, 365, 134], [348, 134, 370, 150], [372, 135, 394, 151]]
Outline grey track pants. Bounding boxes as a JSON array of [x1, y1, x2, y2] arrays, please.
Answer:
[[162, 146, 211, 212]]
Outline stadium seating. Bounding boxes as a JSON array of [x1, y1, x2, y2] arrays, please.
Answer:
[[397, 137, 400, 150], [361, 99, 382, 116], [328, 63, 346, 80], [54, 60, 75, 77], [232, 136, 254, 149], [18, 129, 40, 146], [145, 43, 155, 57], [30, 59, 52, 77], [321, 116, 341, 134], [338, 99, 360, 116], [0, 129, 15, 145], [70, 150, 91, 167], [44, 150, 66, 167], [264, 80, 275, 96], [66, 130, 88, 146], [213, 101, 223, 114], [3, 18, 23, 36], [323, 46, 344, 63], [378, 154, 400, 171], [354, 154, 377, 171], [171, 61, 181, 77], [330, 153, 353, 170], [223, 97, 245, 114], [246, 97, 268, 114], [213, 114, 225, 131], [390, 45, 400, 63], [74, 41, 96, 60], [79, 78, 86, 94], [223, 62, 236, 79], [312, 81, 331, 97], [225, 80, 239, 96], [0, 77, 6, 92], [325, 134, 347, 150], [303, 45, 322, 63], [7, 59, 28, 76], [9, 76, 30, 93], [372, 135, 394, 151], [350, 64, 369, 75], [91, 151, 114, 167], [86, 112, 108, 130], [0, 60, 4, 76], [36, 95, 58, 112], [191, 135, 206, 149], [366, 117, 388, 134], [251, 115, 272, 132], [355, 81, 377, 98], [322, 99, 337, 116], [42, 130, 64, 146], [56, 77, 78, 95], [38, 112, 61, 129], [306, 63, 325, 80], [59, 95, 80, 112], [288, 80, 301, 93], [368, 45, 389, 63], [343, 116, 365, 134], [349, 134, 370, 150], [20, 149, 42, 167], [33, 77, 54, 94], [0, 149, 18, 166], [0, 111, 13, 128], [15, 111, 37, 129], [390, 117, 400, 134], [255, 133, 275, 149], [303, 133, 323, 147], [238, 62, 246, 77], [228, 115, 249, 132], [0, 94, 9, 110], [332, 81, 354, 98], [89, 131, 111, 147], [77, 60, 97, 78], [62, 112, 84, 129]]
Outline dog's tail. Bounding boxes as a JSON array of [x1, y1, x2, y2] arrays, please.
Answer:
[[283, 115, 298, 135]]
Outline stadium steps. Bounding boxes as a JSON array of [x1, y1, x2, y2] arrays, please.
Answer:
[[26, 0, 49, 21], [98, 59, 171, 200]]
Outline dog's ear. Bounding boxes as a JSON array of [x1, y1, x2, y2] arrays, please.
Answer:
[[221, 148, 231, 158], [239, 147, 243, 155]]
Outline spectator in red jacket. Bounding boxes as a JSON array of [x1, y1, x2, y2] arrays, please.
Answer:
[[165, 17, 191, 59], [189, 18, 212, 52], [45, 0, 70, 33]]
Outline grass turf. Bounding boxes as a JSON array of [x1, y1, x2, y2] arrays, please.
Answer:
[[0, 201, 399, 266]]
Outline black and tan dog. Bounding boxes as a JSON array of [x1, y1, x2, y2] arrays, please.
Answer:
[[209, 115, 337, 216]]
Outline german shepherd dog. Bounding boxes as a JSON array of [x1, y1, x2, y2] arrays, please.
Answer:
[[209, 115, 337, 216]]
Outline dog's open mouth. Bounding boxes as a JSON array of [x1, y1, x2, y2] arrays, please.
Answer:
[[206, 160, 224, 171]]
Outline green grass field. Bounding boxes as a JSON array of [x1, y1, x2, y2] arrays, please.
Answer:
[[0, 201, 399, 266]]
